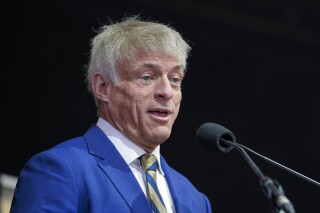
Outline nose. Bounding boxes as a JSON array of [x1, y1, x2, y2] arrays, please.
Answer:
[[154, 76, 174, 100]]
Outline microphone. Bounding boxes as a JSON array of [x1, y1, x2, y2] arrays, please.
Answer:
[[195, 122, 236, 153], [195, 122, 301, 213], [195, 122, 320, 187]]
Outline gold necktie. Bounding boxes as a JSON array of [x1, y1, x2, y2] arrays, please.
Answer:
[[141, 154, 167, 213]]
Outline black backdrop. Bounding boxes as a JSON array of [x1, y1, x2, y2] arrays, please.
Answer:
[[3, 0, 320, 212]]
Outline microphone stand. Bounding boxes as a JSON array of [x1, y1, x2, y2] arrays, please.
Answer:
[[221, 139, 296, 213], [236, 142, 320, 187]]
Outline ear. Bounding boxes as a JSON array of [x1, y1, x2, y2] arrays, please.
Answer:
[[92, 72, 110, 102]]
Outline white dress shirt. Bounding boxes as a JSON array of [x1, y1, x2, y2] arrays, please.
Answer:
[[97, 117, 175, 213]]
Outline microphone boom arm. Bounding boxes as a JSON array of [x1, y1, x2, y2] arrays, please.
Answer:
[[221, 139, 296, 213], [229, 140, 320, 187], [221, 139, 265, 180]]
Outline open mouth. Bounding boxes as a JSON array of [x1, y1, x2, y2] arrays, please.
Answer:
[[149, 111, 169, 117], [148, 108, 172, 118]]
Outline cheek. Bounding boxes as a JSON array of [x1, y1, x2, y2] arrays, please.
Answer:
[[118, 89, 146, 117], [172, 93, 182, 119], [111, 88, 135, 114], [174, 92, 182, 105]]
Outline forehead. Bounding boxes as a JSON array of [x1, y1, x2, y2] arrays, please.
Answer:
[[119, 54, 184, 74]]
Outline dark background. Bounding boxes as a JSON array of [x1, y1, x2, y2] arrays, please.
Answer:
[[2, 0, 320, 212]]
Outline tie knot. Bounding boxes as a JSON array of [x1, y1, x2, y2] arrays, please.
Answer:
[[141, 154, 158, 172]]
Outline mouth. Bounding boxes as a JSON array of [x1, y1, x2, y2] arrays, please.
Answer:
[[148, 108, 173, 118]]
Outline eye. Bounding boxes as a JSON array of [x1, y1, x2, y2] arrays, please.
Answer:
[[141, 75, 152, 81], [170, 76, 182, 86], [171, 77, 180, 83], [139, 74, 153, 83]]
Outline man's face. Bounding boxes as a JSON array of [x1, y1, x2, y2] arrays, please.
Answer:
[[105, 54, 184, 152]]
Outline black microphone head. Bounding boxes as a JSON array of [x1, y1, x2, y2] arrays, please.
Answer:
[[196, 122, 236, 153]]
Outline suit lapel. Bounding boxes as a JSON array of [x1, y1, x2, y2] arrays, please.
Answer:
[[84, 125, 151, 213], [161, 156, 192, 213]]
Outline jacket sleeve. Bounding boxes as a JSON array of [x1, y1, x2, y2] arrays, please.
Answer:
[[10, 151, 78, 213]]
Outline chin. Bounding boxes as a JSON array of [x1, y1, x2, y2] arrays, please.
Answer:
[[150, 129, 172, 143], [143, 123, 173, 141]]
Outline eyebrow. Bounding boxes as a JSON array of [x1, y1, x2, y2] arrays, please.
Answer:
[[141, 62, 183, 71]]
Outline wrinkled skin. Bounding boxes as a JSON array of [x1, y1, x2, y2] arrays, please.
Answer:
[[93, 53, 184, 153]]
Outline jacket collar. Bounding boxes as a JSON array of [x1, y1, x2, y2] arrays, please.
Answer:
[[160, 156, 191, 213], [84, 125, 191, 212], [84, 124, 151, 212]]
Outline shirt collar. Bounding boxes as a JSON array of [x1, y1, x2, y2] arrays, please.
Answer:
[[96, 117, 165, 175]]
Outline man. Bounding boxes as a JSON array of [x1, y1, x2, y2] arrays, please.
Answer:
[[10, 16, 212, 213]]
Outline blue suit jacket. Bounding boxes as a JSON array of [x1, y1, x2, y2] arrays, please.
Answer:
[[10, 125, 212, 213]]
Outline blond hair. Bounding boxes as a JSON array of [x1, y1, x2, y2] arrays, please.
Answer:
[[86, 16, 191, 104]]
